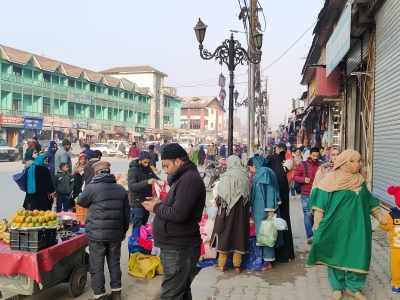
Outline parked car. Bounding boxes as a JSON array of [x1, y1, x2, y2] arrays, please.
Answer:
[[107, 140, 129, 155], [91, 143, 121, 157], [0, 139, 19, 161]]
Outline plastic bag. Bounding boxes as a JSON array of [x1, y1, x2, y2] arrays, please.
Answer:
[[13, 169, 28, 192], [273, 217, 288, 231], [256, 218, 278, 247], [128, 253, 163, 279]]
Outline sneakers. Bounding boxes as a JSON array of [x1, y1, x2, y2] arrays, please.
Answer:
[[307, 238, 313, 245], [331, 290, 343, 300], [392, 286, 400, 294]]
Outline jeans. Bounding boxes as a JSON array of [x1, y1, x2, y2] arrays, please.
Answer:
[[301, 195, 314, 239], [89, 240, 122, 296], [56, 193, 72, 212], [160, 246, 200, 300], [131, 207, 150, 230]]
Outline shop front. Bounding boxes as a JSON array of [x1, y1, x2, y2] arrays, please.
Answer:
[[0, 116, 24, 147]]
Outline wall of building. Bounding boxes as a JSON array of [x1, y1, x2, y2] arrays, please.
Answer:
[[0, 59, 151, 145]]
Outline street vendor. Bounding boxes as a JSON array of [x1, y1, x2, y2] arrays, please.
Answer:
[[307, 150, 387, 300]]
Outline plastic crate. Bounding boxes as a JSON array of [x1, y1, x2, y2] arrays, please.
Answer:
[[10, 228, 58, 252]]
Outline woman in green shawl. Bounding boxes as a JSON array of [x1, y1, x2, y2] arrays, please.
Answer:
[[211, 155, 250, 273], [307, 150, 386, 300]]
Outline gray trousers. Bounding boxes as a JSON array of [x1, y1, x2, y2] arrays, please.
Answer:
[[160, 246, 200, 300], [89, 240, 122, 296]]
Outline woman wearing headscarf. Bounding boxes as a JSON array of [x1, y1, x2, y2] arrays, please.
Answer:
[[198, 145, 206, 166], [266, 144, 295, 262], [211, 155, 250, 273], [308, 150, 386, 300], [47, 140, 58, 176], [248, 155, 280, 270], [23, 153, 55, 211]]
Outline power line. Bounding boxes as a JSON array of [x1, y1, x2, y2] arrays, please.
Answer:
[[261, 21, 316, 73]]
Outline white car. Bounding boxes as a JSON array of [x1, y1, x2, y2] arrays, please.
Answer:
[[0, 139, 19, 161], [91, 143, 121, 157]]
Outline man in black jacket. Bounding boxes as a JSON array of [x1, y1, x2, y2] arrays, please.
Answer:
[[78, 161, 129, 300], [143, 143, 206, 300], [128, 151, 159, 231]]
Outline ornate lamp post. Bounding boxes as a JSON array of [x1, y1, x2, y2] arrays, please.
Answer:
[[194, 18, 262, 155]]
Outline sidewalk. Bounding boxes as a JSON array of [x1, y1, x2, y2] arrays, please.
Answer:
[[26, 196, 395, 300], [191, 196, 397, 300]]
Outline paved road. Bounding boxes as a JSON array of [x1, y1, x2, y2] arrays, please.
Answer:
[[0, 157, 131, 219]]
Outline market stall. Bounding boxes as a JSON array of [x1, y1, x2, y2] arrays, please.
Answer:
[[0, 210, 89, 299]]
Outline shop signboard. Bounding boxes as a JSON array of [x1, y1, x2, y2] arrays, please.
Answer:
[[72, 121, 88, 129], [24, 117, 43, 130], [326, 0, 352, 76], [0, 115, 23, 126], [43, 116, 72, 128]]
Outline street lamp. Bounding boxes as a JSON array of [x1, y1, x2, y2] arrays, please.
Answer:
[[194, 18, 262, 155]]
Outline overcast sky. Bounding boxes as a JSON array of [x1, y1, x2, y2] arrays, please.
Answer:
[[0, 0, 323, 129]]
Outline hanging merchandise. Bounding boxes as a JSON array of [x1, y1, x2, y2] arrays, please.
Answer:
[[218, 73, 226, 87]]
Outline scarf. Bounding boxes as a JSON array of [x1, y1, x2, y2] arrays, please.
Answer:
[[27, 153, 47, 194], [217, 155, 250, 215], [316, 149, 365, 193]]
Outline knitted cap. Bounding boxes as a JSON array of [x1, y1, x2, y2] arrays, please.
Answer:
[[161, 143, 188, 160], [93, 161, 111, 174]]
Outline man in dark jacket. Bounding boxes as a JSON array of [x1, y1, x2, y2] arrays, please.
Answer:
[[143, 143, 206, 300], [293, 147, 321, 243], [83, 150, 102, 186], [148, 144, 159, 168], [78, 161, 129, 300], [128, 151, 158, 231]]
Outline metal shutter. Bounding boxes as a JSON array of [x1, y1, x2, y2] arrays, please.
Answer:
[[373, 0, 400, 205]]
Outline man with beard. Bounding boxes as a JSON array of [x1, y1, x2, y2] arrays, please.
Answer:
[[143, 143, 206, 300], [266, 143, 295, 263]]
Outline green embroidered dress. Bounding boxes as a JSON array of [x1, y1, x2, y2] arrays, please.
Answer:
[[307, 183, 380, 274]]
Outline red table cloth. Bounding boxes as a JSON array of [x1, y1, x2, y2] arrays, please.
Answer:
[[0, 234, 88, 284]]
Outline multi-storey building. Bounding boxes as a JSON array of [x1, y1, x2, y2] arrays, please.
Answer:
[[0, 44, 151, 146], [100, 66, 182, 133], [180, 96, 225, 143]]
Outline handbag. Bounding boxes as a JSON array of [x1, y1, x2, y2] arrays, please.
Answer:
[[13, 168, 28, 192]]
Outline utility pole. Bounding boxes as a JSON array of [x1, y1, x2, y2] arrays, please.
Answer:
[[247, 0, 258, 156]]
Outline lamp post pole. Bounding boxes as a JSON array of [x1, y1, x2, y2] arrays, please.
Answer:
[[194, 19, 262, 155]]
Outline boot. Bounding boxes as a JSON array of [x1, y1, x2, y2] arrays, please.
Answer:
[[111, 290, 122, 300]]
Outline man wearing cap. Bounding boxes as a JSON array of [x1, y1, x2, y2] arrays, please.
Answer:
[[143, 143, 206, 300], [128, 151, 159, 232], [78, 161, 130, 300], [54, 139, 72, 175]]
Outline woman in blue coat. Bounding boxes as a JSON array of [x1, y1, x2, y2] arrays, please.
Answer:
[[248, 155, 280, 270]]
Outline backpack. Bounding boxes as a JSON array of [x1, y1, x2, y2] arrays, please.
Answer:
[[13, 168, 28, 192], [294, 161, 308, 194]]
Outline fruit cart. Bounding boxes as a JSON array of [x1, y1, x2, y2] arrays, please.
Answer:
[[0, 233, 88, 299]]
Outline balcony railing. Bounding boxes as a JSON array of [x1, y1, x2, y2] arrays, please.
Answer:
[[0, 73, 150, 113]]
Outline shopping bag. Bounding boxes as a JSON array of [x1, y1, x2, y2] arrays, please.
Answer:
[[128, 253, 164, 279], [13, 169, 28, 192], [256, 218, 278, 247], [273, 217, 288, 231]]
